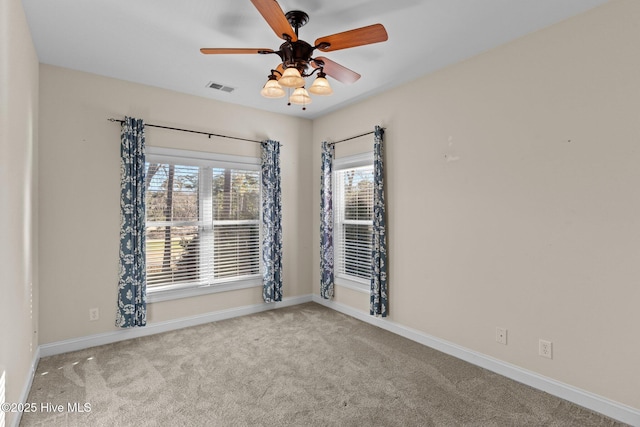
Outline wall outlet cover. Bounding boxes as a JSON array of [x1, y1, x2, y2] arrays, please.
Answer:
[[539, 339, 552, 359], [496, 327, 507, 345]]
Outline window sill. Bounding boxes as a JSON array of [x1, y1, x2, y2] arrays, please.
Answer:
[[147, 277, 262, 303], [335, 276, 370, 294]]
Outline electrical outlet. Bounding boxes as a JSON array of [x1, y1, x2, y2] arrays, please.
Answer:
[[496, 327, 507, 345], [89, 308, 99, 321], [539, 339, 552, 359]]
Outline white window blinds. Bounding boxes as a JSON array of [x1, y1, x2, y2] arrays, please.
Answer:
[[145, 148, 260, 291], [334, 162, 374, 282]]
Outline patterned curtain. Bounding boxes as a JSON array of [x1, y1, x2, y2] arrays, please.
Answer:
[[320, 141, 335, 299], [116, 117, 147, 328], [370, 126, 388, 317], [261, 140, 283, 303]]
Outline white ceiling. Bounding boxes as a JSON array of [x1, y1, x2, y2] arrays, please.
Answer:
[[22, 0, 610, 119]]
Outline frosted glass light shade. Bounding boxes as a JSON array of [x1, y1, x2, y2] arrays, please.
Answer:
[[279, 67, 305, 88], [260, 79, 285, 98], [289, 87, 312, 105], [308, 76, 333, 95]]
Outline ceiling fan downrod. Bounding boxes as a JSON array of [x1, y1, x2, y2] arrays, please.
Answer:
[[285, 10, 309, 38]]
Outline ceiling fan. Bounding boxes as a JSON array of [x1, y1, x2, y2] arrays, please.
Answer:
[[200, 0, 388, 110]]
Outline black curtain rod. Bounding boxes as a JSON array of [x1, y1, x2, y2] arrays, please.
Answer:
[[108, 118, 263, 144], [331, 127, 386, 145]]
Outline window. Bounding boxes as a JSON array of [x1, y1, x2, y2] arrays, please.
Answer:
[[145, 147, 261, 301], [334, 152, 374, 291]]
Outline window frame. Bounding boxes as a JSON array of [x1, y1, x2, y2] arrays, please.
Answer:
[[145, 147, 262, 303], [333, 151, 374, 294]]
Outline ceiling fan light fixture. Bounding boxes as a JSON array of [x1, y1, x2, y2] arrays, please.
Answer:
[[308, 74, 333, 96], [279, 67, 305, 88], [261, 78, 286, 98], [289, 87, 312, 105], [200, 3, 389, 111]]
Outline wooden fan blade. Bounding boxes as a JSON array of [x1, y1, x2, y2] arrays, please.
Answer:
[[315, 24, 388, 52], [200, 48, 274, 55], [312, 57, 361, 84], [250, 0, 297, 41]]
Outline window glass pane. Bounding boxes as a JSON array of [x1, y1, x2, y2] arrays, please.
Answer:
[[343, 223, 373, 279], [343, 168, 374, 221], [213, 223, 260, 279], [146, 225, 200, 287], [212, 169, 260, 221], [145, 163, 199, 222]]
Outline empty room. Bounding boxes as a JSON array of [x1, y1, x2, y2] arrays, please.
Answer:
[[2, 0, 639, 425]]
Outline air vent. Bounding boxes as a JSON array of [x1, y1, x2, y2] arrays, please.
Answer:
[[206, 82, 235, 93]]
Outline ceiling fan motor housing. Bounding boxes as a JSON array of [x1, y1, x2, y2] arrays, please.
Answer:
[[279, 39, 314, 74]]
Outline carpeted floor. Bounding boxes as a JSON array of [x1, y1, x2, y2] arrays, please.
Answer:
[[21, 303, 627, 426]]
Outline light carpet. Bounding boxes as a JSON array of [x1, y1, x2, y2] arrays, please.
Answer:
[[21, 302, 627, 426]]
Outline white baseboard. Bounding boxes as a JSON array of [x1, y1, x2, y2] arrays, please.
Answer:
[[11, 346, 40, 427], [39, 294, 313, 358], [312, 295, 640, 427]]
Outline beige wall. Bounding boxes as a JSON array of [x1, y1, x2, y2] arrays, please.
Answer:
[[38, 64, 313, 344], [0, 0, 39, 424], [313, 0, 640, 410]]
